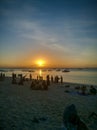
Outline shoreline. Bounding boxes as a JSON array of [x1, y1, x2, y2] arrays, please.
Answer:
[[1, 68, 97, 86], [2, 76, 97, 87]]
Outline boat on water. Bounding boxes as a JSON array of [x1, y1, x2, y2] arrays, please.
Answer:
[[28, 70, 35, 72], [56, 69, 61, 71], [62, 69, 70, 72], [48, 69, 52, 71], [42, 69, 47, 72], [77, 68, 83, 70], [0, 69, 8, 72], [22, 69, 29, 72]]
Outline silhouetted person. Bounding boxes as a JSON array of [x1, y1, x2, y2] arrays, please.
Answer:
[[29, 74, 32, 80], [42, 80, 48, 90], [63, 104, 78, 128], [60, 76, 63, 83], [63, 104, 89, 130], [39, 76, 43, 81], [51, 75, 53, 83], [0, 73, 5, 81], [89, 85, 97, 95], [0, 73, 2, 81], [37, 75, 39, 80], [0, 73, 3, 81], [46, 75, 50, 86], [12, 73, 17, 84], [88, 112, 97, 118], [81, 86, 87, 95], [30, 80, 35, 89], [18, 74, 23, 85], [55, 75, 59, 83], [54, 76, 57, 83]]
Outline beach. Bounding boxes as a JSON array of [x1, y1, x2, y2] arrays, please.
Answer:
[[1, 0, 97, 129], [0, 77, 97, 130]]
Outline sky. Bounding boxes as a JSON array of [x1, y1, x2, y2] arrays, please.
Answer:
[[0, 0, 97, 68]]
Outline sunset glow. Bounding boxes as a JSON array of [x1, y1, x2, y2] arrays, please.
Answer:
[[36, 60, 45, 67]]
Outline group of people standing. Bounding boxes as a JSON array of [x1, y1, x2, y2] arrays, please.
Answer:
[[11, 73, 63, 90], [30, 74, 63, 90], [12, 73, 27, 85], [0, 73, 5, 81], [46, 75, 63, 85]]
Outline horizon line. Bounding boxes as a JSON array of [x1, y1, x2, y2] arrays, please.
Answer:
[[0, 66, 97, 69]]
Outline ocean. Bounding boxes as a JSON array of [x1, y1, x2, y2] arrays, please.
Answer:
[[0, 68, 97, 86]]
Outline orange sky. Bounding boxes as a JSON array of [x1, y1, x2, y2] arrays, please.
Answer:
[[1, 52, 97, 68]]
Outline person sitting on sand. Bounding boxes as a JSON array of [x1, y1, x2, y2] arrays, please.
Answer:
[[18, 74, 23, 85], [88, 112, 97, 119], [39, 76, 43, 81], [63, 104, 79, 129], [89, 85, 97, 95], [30, 80, 35, 89], [42, 80, 48, 90], [81, 86, 87, 95], [63, 104, 89, 130]]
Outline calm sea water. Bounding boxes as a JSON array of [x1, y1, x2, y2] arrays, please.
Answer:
[[0, 68, 97, 85]]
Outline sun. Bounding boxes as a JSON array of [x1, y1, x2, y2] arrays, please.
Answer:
[[36, 59, 45, 67], [37, 60, 44, 66]]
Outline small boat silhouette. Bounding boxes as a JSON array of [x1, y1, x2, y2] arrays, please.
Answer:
[[62, 69, 70, 72], [28, 70, 35, 72], [56, 69, 61, 71]]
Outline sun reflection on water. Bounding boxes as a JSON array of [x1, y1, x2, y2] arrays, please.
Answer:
[[39, 69, 42, 76]]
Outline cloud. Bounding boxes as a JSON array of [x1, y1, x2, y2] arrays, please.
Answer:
[[6, 18, 97, 60]]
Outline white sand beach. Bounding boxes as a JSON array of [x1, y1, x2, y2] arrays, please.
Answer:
[[0, 77, 97, 130]]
